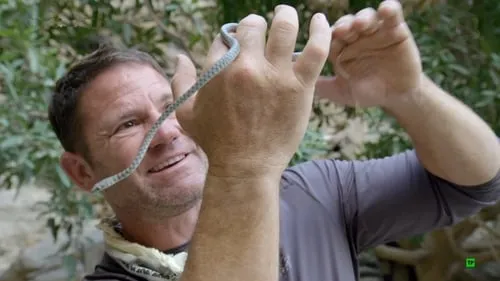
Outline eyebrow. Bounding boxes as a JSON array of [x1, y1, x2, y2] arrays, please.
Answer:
[[106, 92, 174, 125], [153, 91, 174, 105], [107, 103, 141, 127]]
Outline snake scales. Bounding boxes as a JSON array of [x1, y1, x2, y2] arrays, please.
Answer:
[[91, 23, 302, 193]]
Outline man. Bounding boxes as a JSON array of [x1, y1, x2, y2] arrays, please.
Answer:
[[48, 1, 500, 281]]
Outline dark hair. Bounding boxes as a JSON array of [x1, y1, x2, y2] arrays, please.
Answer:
[[48, 45, 165, 160]]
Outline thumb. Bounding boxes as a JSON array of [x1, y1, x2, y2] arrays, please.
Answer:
[[171, 54, 197, 130]]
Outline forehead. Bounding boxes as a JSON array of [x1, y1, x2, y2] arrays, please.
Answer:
[[80, 63, 170, 110], [83, 62, 170, 104], [77, 62, 171, 128]]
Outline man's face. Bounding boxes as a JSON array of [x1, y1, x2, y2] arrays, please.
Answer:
[[77, 62, 208, 217]]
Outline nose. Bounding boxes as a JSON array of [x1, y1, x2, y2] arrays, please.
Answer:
[[147, 110, 180, 150]]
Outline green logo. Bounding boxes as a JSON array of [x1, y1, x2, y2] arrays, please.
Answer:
[[465, 257, 476, 268]]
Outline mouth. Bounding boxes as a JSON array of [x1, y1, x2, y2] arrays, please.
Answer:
[[148, 153, 188, 173]]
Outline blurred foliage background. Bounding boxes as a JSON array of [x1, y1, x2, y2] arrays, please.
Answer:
[[1, 0, 500, 280]]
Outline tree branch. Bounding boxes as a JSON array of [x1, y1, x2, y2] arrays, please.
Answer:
[[464, 239, 500, 251], [471, 216, 500, 240], [144, 0, 202, 69], [30, 111, 48, 120], [453, 203, 500, 244], [374, 245, 430, 266], [474, 249, 500, 265], [453, 218, 480, 244]]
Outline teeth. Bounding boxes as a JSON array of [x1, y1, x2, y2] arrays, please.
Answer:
[[150, 154, 186, 172]]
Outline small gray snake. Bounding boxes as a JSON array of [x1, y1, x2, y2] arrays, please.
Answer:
[[91, 23, 302, 193]]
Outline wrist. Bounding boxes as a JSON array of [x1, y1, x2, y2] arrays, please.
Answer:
[[203, 170, 282, 204], [381, 73, 434, 118], [206, 157, 286, 181]]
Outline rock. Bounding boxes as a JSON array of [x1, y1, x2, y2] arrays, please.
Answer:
[[0, 186, 51, 274], [466, 261, 500, 281], [0, 219, 105, 281]]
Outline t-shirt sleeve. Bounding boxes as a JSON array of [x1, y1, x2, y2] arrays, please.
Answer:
[[282, 149, 500, 253]]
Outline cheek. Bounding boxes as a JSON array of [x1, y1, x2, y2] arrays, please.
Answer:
[[94, 136, 145, 172], [192, 148, 208, 171]]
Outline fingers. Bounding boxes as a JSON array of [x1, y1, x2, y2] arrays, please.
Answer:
[[203, 34, 231, 72], [353, 8, 379, 35], [294, 13, 331, 86], [378, 0, 405, 28], [331, 8, 378, 61], [170, 54, 197, 130], [235, 14, 267, 60], [332, 15, 357, 44], [265, 5, 299, 67], [329, 0, 405, 61], [330, 26, 346, 64]]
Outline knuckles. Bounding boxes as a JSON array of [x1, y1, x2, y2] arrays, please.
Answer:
[[226, 60, 261, 86], [306, 44, 330, 62], [222, 57, 303, 96], [272, 19, 298, 35]]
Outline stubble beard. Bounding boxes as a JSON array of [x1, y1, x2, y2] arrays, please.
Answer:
[[138, 181, 204, 219]]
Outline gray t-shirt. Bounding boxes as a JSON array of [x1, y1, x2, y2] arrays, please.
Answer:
[[84, 150, 500, 281]]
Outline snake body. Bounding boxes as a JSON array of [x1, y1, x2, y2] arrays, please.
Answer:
[[92, 22, 302, 193]]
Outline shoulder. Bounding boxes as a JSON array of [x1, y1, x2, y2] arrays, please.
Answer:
[[280, 158, 351, 189], [279, 158, 351, 218]]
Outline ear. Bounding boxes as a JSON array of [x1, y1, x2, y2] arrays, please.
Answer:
[[60, 151, 96, 192]]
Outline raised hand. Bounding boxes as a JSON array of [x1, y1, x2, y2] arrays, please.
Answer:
[[171, 6, 331, 177], [316, 0, 422, 108]]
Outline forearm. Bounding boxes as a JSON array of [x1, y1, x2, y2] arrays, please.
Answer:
[[180, 172, 281, 281], [384, 74, 500, 186]]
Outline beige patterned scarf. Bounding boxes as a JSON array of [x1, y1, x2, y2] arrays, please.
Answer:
[[97, 217, 187, 281]]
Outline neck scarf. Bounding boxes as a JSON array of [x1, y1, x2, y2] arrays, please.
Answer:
[[97, 217, 291, 280], [97, 217, 187, 281]]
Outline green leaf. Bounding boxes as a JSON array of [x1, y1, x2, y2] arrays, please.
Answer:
[[55, 61, 66, 80], [56, 164, 72, 188], [80, 200, 94, 218], [449, 64, 470, 76], [122, 23, 132, 45], [27, 47, 39, 73], [62, 254, 78, 279], [0, 136, 24, 149]]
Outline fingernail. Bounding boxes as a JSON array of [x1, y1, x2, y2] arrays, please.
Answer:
[[335, 21, 346, 28], [316, 13, 326, 21], [275, 5, 284, 13]]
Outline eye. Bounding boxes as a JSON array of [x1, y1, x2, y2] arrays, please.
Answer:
[[164, 102, 173, 111], [118, 120, 138, 131]]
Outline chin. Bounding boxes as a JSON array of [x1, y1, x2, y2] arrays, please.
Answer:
[[146, 152, 207, 207], [154, 172, 204, 199], [151, 185, 203, 215]]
